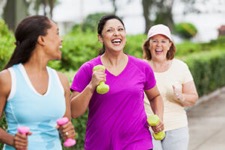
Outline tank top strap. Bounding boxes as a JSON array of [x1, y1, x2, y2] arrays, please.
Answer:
[[47, 67, 64, 94]]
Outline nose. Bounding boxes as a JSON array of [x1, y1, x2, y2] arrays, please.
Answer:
[[113, 30, 119, 36], [156, 41, 163, 46]]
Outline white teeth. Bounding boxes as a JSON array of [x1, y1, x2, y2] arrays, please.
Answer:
[[112, 39, 121, 43], [59, 45, 62, 48]]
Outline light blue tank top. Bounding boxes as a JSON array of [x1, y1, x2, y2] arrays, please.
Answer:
[[4, 64, 66, 150]]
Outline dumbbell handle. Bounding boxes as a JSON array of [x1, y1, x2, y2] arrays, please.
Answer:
[[57, 117, 76, 147]]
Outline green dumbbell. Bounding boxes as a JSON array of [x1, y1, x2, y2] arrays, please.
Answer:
[[147, 115, 165, 140], [93, 65, 109, 94]]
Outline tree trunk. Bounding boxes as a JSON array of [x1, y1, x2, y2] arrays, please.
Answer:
[[3, 0, 28, 31], [154, 0, 175, 31], [112, 0, 117, 14], [142, 0, 154, 34], [49, 0, 55, 19]]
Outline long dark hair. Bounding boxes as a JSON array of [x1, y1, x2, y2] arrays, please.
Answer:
[[4, 15, 51, 69], [97, 14, 125, 55]]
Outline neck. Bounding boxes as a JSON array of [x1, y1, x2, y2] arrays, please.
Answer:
[[149, 59, 172, 72], [24, 48, 48, 71], [101, 53, 127, 68]]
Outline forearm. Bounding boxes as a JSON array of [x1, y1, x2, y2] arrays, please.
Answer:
[[71, 84, 95, 118], [181, 93, 199, 107], [0, 128, 14, 147], [150, 95, 164, 121]]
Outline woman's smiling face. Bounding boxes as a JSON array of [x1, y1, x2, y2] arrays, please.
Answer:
[[149, 34, 172, 61], [98, 19, 126, 53]]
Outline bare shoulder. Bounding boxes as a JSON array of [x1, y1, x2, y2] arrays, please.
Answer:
[[0, 69, 11, 97], [0, 69, 11, 84], [56, 71, 69, 87]]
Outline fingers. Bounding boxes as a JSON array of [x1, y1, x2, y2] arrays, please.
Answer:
[[58, 121, 76, 140], [151, 122, 164, 133], [152, 126, 164, 133], [14, 133, 28, 150], [93, 69, 106, 80], [173, 85, 183, 100], [91, 70, 106, 87]]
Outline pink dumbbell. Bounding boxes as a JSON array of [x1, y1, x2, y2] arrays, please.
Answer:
[[18, 126, 30, 135], [57, 117, 76, 147]]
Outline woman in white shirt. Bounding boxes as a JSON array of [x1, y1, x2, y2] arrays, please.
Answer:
[[143, 24, 199, 150]]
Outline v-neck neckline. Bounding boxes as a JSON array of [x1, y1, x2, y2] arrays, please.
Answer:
[[19, 64, 51, 96], [99, 55, 130, 77]]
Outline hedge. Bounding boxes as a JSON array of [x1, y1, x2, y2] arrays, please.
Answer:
[[1, 19, 225, 149]]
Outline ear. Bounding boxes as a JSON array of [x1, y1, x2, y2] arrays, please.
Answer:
[[37, 35, 45, 46], [98, 34, 103, 43]]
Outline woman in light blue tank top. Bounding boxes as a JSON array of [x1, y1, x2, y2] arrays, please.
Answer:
[[0, 15, 76, 150]]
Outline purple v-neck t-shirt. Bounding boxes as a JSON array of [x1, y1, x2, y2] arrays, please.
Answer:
[[71, 55, 156, 150]]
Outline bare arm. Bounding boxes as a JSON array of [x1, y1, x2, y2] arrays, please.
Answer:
[[173, 81, 199, 107], [145, 85, 164, 132], [57, 72, 71, 119], [57, 72, 76, 140], [145, 85, 164, 121], [0, 70, 15, 146], [70, 69, 106, 118], [70, 85, 94, 118]]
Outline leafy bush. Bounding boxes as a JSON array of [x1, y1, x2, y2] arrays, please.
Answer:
[[80, 12, 109, 32], [58, 28, 101, 71], [175, 22, 198, 39], [54, 29, 146, 71], [125, 34, 146, 58], [0, 115, 7, 149], [175, 41, 202, 56], [204, 35, 225, 50], [183, 50, 225, 96], [0, 19, 15, 70], [1, 17, 225, 149]]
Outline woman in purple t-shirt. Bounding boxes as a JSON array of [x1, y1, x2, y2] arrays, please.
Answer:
[[70, 14, 164, 150]]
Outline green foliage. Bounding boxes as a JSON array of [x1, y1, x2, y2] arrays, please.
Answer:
[[0, 19, 15, 70], [0, 19, 10, 35], [54, 32, 146, 71], [175, 37, 225, 57], [58, 28, 101, 71], [1, 17, 225, 149], [70, 113, 88, 150], [125, 34, 146, 58], [183, 50, 225, 96], [175, 22, 198, 39], [175, 41, 202, 56], [79, 12, 109, 32], [207, 35, 225, 48], [0, 114, 7, 149]]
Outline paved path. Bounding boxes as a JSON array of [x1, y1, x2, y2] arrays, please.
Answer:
[[187, 87, 225, 150]]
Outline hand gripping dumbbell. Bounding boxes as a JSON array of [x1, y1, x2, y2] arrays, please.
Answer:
[[147, 115, 165, 140], [57, 117, 76, 147], [18, 126, 30, 135], [93, 65, 109, 94]]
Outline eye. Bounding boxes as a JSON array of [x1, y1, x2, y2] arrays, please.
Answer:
[[161, 40, 167, 44], [152, 40, 158, 43], [107, 29, 114, 32], [118, 27, 124, 31]]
